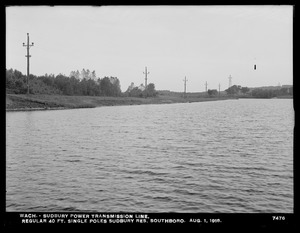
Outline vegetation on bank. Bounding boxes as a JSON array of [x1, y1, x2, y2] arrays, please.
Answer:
[[6, 68, 157, 98], [6, 93, 231, 111], [6, 68, 122, 96], [6, 68, 292, 100], [224, 85, 293, 98], [6, 68, 292, 111], [4, 67, 229, 111]]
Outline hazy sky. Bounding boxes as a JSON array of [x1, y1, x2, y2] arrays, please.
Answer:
[[6, 6, 293, 92]]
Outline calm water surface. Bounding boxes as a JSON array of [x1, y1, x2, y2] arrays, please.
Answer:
[[6, 99, 294, 212]]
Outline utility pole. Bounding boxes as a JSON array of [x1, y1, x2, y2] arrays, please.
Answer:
[[228, 75, 232, 88], [23, 33, 34, 94], [183, 76, 188, 98], [143, 67, 149, 89], [218, 83, 221, 97], [205, 81, 208, 94]]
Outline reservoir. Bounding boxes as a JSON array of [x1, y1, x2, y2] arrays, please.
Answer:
[[6, 99, 294, 212]]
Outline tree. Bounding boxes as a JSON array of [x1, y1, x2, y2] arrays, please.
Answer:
[[6, 69, 15, 89], [109, 77, 122, 96], [69, 71, 77, 79], [145, 83, 157, 97], [129, 87, 143, 97], [207, 89, 218, 96], [75, 70, 80, 79], [225, 85, 241, 95], [6, 69, 27, 93], [91, 70, 96, 80], [241, 87, 250, 94], [126, 82, 135, 92], [100, 77, 113, 96], [81, 69, 87, 80], [80, 78, 88, 95]]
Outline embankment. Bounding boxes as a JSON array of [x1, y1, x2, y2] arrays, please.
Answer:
[[6, 94, 233, 112]]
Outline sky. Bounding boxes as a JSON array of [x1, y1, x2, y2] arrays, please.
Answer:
[[6, 5, 293, 92]]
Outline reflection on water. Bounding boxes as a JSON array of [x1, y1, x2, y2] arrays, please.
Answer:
[[6, 99, 293, 212]]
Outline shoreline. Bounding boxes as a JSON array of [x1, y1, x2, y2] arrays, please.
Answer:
[[7, 94, 291, 112], [6, 107, 69, 112], [6, 94, 234, 112]]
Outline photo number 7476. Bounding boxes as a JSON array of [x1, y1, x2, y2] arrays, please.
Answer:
[[272, 216, 285, 221]]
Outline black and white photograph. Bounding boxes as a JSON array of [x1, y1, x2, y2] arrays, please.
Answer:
[[5, 5, 294, 229]]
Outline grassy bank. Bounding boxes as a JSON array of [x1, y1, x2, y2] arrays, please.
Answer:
[[6, 94, 233, 111]]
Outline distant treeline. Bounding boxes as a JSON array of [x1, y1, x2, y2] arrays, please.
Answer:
[[6, 68, 291, 99], [250, 87, 293, 98], [6, 68, 157, 97], [224, 85, 293, 98]]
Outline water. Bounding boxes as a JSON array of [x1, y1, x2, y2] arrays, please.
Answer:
[[6, 99, 294, 213]]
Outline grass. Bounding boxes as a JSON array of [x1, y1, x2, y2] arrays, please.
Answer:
[[6, 93, 233, 111]]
